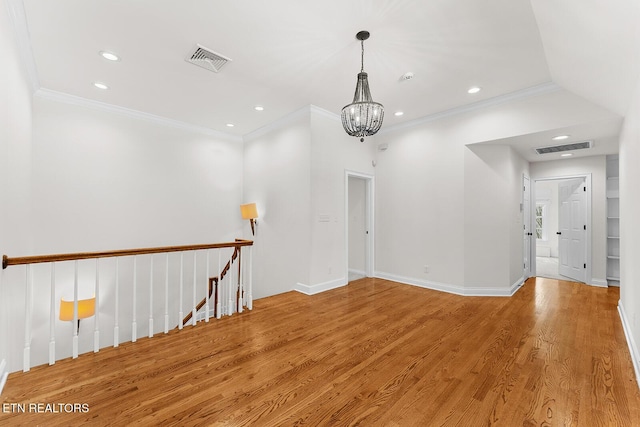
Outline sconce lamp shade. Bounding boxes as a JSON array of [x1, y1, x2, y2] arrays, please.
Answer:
[[59, 297, 96, 321], [240, 203, 258, 220]]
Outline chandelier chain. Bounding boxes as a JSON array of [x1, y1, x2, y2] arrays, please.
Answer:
[[360, 40, 365, 73]]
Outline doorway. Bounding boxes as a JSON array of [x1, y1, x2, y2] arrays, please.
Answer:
[[533, 175, 591, 283], [346, 171, 374, 282]]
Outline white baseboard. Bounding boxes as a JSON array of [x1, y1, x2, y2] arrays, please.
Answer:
[[348, 268, 365, 276], [374, 272, 525, 297], [466, 276, 526, 296], [0, 359, 7, 395], [374, 271, 465, 295], [618, 301, 640, 390], [590, 278, 609, 288], [294, 278, 347, 296]]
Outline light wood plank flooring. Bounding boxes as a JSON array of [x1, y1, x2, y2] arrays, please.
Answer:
[[1, 277, 639, 426]]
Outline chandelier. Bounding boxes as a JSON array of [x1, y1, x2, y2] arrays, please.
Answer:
[[341, 31, 384, 142]]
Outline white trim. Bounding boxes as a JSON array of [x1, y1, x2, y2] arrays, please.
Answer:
[[34, 88, 243, 142], [0, 359, 7, 395], [348, 268, 366, 276], [618, 301, 640, 390], [375, 272, 525, 297], [5, 0, 40, 93], [375, 271, 465, 296], [293, 278, 346, 296], [345, 171, 375, 280], [310, 105, 340, 122], [243, 105, 312, 141], [533, 174, 592, 285], [379, 82, 560, 135], [590, 278, 608, 288]]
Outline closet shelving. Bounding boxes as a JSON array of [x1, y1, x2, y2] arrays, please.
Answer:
[[606, 155, 620, 286]]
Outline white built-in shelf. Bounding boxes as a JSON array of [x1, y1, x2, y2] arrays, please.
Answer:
[[607, 255, 620, 260], [607, 236, 620, 240], [607, 276, 620, 281], [607, 216, 620, 219], [607, 177, 619, 180]]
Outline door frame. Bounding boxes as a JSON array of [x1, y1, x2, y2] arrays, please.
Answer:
[[531, 173, 592, 284], [345, 170, 375, 279], [523, 174, 532, 280]]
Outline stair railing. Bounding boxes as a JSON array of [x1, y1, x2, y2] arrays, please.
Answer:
[[1, 239, 253, 373]]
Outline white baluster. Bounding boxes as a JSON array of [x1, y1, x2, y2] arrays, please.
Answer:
[[228, 250, 234, 316], [248, 246, 253, 310], [114, 258, 119, 347], [238, 248, 243, 314], [205, 250, 210, 322], [94, 259, 100, 353], [192, 251, 197, 326], [23, 265, 32, 372], [149, 255, 154, 338], [132, 256, 137, 343], [49, 263, 56, 365], [217, 249, 221, 319], [178, 253, 184, 330], [164, 253, 169, 334], [72, 260, 79, 359]]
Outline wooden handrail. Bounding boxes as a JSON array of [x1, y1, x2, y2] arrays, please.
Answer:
[[2, 240, 253, 269]]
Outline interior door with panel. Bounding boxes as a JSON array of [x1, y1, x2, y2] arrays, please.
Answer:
[[558, 178, 586, 282]]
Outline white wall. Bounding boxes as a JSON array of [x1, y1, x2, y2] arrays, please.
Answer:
[[0, 0, 34, 379], [619, 75, 640, 384], [2, 94, 245, 373], [348, 177, 366, 274], [31, 97, 243, 252], [530, 156, 607, 286], [464, 145, 512, 288], [243, 109, 312, 298], [243, 107, 375, 296], [309, 110, 376, 288], [375, 89, 598, 293]]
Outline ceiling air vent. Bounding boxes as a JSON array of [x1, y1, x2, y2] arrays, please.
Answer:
[[535, 140, 593, 155], [186, 44, 232, 73]]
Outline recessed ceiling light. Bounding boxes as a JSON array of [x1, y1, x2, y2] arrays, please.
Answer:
[[93, 82, 109, 90], [394, 111, 404, 116], [226, 123, 235, 127], [99, 51, 120, 61], [561, 153, 573, 157], [467, 87, 481, 94], [254, 105, 264, 111], [552, 135, 570, 141]]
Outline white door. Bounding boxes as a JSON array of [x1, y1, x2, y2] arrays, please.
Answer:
[[558, 178, 586, 282], [523, 175, 531, 278]]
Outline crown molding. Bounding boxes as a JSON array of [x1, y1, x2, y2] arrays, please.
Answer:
[[35, 88, 243, 142], [379, 82, 561, 135], [310, 104, 340, 122], [243, 105, 312, 141], [5, 0, 40, 93]]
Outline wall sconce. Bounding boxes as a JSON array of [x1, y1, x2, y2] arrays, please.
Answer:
[[60, 296, 96, 329], [240, 203, 259, 236]]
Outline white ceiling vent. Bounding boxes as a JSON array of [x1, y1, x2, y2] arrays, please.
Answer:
[[186, 44, 232, 73], [535, 140, 593, 155]]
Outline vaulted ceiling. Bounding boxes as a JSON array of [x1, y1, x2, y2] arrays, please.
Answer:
[[16, 0, 640, 160]]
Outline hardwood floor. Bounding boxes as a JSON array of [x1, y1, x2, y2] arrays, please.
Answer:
[[1, 277, 639, 426]]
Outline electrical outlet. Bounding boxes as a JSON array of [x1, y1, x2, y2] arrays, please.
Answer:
[[424, 265, 429, 273]]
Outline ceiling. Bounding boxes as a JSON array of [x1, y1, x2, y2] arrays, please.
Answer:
[[16, 0, 640, 160]]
